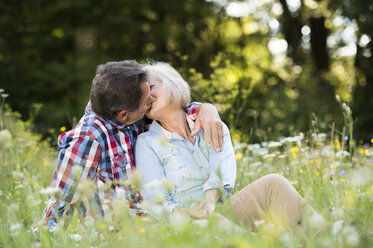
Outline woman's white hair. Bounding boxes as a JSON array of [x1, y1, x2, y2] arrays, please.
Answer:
[[144, 62, 191, 109]]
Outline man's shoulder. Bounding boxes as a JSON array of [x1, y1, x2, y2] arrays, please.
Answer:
[[58, 112, 110, 147]]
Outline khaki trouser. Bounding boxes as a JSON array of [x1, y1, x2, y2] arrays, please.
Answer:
[[229, 174, 320, 227]]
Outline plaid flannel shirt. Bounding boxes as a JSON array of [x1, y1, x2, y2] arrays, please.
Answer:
[[42, 102, 199, 227]]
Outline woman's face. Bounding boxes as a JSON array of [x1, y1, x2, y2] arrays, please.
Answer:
[[147, 76, 169, 120]]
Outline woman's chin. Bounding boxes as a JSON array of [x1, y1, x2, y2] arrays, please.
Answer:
[[146, 110, 156, 120]]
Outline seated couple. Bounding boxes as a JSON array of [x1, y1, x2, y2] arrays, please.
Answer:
[[43, 60, 321, 230]]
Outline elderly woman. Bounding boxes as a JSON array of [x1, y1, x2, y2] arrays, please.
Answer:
[[135, 62, 321, 227]]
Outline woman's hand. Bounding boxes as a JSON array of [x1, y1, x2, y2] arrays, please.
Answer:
[[191, 103, 223, 153], [191, 201, 216, 216]]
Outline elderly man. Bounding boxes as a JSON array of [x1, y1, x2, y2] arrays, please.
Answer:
[[42, 60, 223, 227]]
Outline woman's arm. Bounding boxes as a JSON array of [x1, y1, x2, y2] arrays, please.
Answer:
[[205, 122, 237, 197]]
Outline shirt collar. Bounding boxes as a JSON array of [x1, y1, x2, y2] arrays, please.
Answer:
[[85, 101, 131, 131]]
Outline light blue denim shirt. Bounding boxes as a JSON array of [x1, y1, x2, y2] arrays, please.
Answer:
[[135, 115, 236, 215]]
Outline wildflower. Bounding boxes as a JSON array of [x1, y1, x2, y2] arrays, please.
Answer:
[[254, 220, 265, 227], [263, 153, 275, 159], [316, 133, 327, 142], [251, 162, 262, 167], [330, 170, 335, 176], [291, 146, 298, 153], [253, 148, 268, 156], [40, 187, 59, 195], [247, 143, 261, 151], [68, 233, 82, 241], [30, 226, 39, 234], [342, 103, 351, 114], [44, 198, 57, 206], [139, 228, 146, 234], [0, 129, 12, 147], [1, 93, 9, 98], [235, 153, 243, 160], [335, 94, 341, 102], [339, 170, 346, 177], [371, 138, 373, 144], [280, 136, 299, 143], [12, 171, 24, 180], [344, 136, 349, 141], [59, 126, 66, 132], [335, 151, 349, 158], [10, 223, 22, 233], [268, 141, 282, 148], [334, 140, 341, 150], [309, 213, 325, 229]]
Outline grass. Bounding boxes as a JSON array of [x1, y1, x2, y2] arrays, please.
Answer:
[[0, 99, 372, 248]]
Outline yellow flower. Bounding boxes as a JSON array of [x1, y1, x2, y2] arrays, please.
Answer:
[[371, 138, 373, 144], [315, 171, 319, 176], [334, 140, 341, 150], [339, 179, 346, 182], [139, 228, 145, 234], [343, 190, 355, 209], [235, 153, 243, 161], [60, 126, 66, 132], [291, 146, 299, 153], [299, 169, 303, 174], [359, 148, 368, 154], [291, 146, 298, 159]]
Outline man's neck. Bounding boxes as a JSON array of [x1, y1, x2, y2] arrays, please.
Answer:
[[158, 109, 193, 143]]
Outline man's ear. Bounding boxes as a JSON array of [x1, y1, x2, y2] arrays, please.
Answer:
[[114, 109, 128, 124]]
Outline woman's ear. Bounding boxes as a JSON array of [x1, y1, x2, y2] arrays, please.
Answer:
[[114, 109, 128, 124]]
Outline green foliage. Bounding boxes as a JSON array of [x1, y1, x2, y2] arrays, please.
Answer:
[[0, 0, 371, 142]]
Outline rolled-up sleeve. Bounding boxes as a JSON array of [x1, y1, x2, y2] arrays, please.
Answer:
[[206, 122, 236, 196], [135, 135, 178, 216], [42, 135, 101, 227]]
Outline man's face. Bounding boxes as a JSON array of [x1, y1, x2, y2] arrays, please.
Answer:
[[122, 82, 152, 125]]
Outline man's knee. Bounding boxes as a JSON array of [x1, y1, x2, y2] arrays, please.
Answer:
[[262, 173, 290, 186]]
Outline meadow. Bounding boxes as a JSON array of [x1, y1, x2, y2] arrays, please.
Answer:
[[0, 92, 372, 248]]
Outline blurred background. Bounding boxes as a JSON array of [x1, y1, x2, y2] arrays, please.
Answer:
[[0, 0, 372, 143]]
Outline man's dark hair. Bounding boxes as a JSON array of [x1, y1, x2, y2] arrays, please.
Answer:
[[90, 60, 147, 120]]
